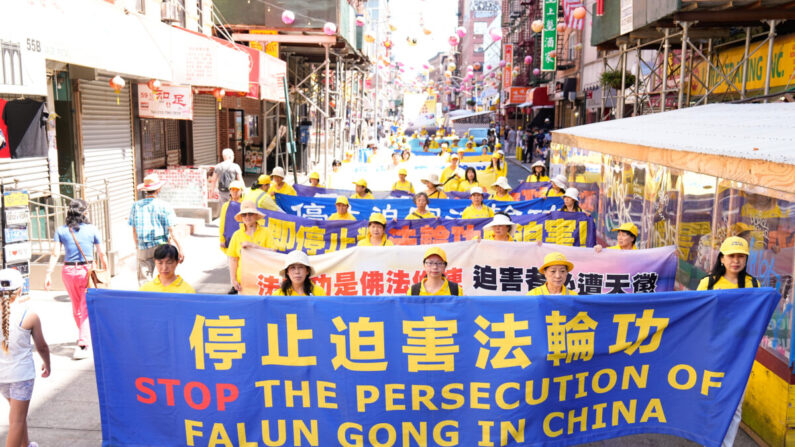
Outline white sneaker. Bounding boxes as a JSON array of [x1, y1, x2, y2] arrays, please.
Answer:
[[73, 346, 89, 360], [28, 442, 39, 447]]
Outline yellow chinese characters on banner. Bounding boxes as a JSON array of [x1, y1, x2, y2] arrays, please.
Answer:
[[690, 33, 795, 95], [249, 29, 279, 58]]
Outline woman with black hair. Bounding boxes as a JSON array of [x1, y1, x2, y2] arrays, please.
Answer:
[[44, 199, 107, 360], [698, 236, 758, 290], [274, 250, 326, 296], [457, 167, 480, 192], [526, 160, 549, 182]]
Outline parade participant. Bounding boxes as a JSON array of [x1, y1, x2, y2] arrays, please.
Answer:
[[457, 167, 480, 192], [392, 168, 415, 194], [562, 188, 583, 212], [595, 223, 639, 252], [219, 180, 245, 254], [527, 252, 578, 295], [44, 199, 107, 359], [0, 269, 50, 447], [462, 187, 495, 219], [697, 235, 757, 447], [546, 174, 567, 197], [210, 148, 243, 203], [401, 149, 411, 162], [244, 174, 269, 202], [407, 247, 463, 296], [491, 177, 513, 201], [367, 142, 379, 163], [422, 174, 447, 199], [440, 154, 460, 185], [698, 236, 757, 290], [332, 160, 342, 173], [485, 152, 508, 179], [443, 168, 464, 193], [274, 250, 326, 296], [526, 160, 550, 182], [483, 213, 516, 241], [357, 213, 394, 246], [268, 167, 297, 197], [329, 196, 356, 221], [407, 193, 436, 220], [351, 179, 375, 199], [129, 173, 183, 285], [139, 245, 195, 294], [227, 201, 273, 294], [308, 172, 322, 187]]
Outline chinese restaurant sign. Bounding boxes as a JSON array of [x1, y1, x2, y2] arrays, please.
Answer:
[[138, 83, 193, 120], [88, 287, 778, 446], [542, 0, 558, 71]]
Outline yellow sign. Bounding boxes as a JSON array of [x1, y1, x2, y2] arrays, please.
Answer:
[[249, 30, 279, 59], [3, 191, 29, 208], [690, 33, 795, 95]]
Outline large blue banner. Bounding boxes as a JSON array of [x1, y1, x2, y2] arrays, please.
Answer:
[[274, 193, 563, 220], [223, 205, 591, 254], [294, 184, 413, 199], [88, 288, 779, 446]]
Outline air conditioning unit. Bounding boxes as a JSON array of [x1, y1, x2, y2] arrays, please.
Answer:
[[161, 1, 179, 23]]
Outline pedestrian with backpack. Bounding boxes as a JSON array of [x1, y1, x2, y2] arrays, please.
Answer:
[[211, 148, 243, 203], [407, 247, 463, 296]]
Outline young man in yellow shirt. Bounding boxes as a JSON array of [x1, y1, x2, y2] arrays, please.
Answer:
[[462, 186, 495, 219], [406, 247, 463, 295], [139, 244, 195, 293], [329, 196, 356, 220]]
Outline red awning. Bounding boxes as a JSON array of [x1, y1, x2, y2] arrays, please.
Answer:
[[528, 87, 553, 108]]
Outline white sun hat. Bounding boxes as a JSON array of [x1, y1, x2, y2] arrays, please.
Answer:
[[280, 250, 315, 278]]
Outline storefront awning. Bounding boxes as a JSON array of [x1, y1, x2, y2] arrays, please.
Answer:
[[516, 88, 554, 108], [6, 1, 249, 92]]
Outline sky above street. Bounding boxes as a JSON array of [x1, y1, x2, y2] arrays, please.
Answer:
[[388, 0, 459, 70]]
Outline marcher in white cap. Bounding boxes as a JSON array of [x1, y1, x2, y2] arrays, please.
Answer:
[[274, 250, 326, 296], [421, 173, 447, 199], [483, 212, 516, 242], [562, 187, 583, 213], [0, 268, 50, 447], [268, 167, 297, 197], [490, 177, 513, 201], [227, 201, 274, 294], [526, 160, 549, 182], [546, 174, 566, 197], [462, 186, 495, 219]]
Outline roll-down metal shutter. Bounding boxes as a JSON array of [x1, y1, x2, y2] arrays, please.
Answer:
[[78, 75, 134, 228], [192, 95, 217, 166], [0, 158, 50, 197]]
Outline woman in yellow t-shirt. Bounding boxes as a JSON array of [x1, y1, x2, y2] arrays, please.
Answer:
[[483, 213, 516, 242], [352, 179, 375, 199], [527, 252, 578, 296], [595, 222, 639, 252], [546, 174, 567, 198], [458, 167, 481, 192], [462, 186, 494, 219], [406, 247, 463, 296], [358, 213, 395, 246], [392, 168, 415, 194], [526, 160, 550, 182], [274, 250, 326, 296], [490, 177, 514, 201], [561, 187, 584, 213], [697, 236, 758, 290], [307, 172, 323, 188], [485, 153, 508, 179], [227, 201, 274, 294], [422, 174, 447, 199], [329, 196, 356, 220], [219, 180, 245, 254], [406, 193, 436, 220]]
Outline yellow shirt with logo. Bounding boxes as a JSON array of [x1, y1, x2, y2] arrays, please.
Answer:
[[228, 226, 275, 283], [428, 190, 448, 199], [486, 164, 508, 179], [457, 180, 480, 192], [351, 192, 375, 200], [440, 166, 459, 184], [492, 193, 513, 202], [462, 205, 495, 220], [393, 180, 415, 194], [546, 187, 564, 197], [406, 210, 436, 220], [269, 182, 297, 197], [697, 275, 756, 290], [139, 275, 196, 294], [526, 174, 550, 182], [608, 245, 637, 250], [527, 284, 578, 296], [357, 236, 394, 246], [329, 212, 356, 221], [410, 278, 464, 296], [273, 283, 327, 296]]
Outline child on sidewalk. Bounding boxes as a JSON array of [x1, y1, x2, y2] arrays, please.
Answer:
[[0, 269, 51, 447]]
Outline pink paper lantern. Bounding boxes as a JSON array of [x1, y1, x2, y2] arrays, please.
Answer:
[[281, 10, 295, 25], [448, 35, 460, 46], [499, 60, 506, 68], [524, 55, 533, 64], [486, 64, 492, 70], [489, 28, 502, 41], [323, 22, 337, 36], [355, 15, 365, 27], [533, 68, 540, 75], [456, 26, 467, 38]]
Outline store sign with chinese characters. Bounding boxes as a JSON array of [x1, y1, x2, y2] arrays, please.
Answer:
[[137, 83, 193, 120], [541, 0, 558, 71]]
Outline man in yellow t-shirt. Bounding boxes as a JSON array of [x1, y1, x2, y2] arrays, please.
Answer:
[[462, 186, 495, 219], [329, 196, 356, 220], [268, 166, 297, 197], [440, 154, 460, 185], [139, 244, 195, 293], [406, 247, 463, 295], [392, 168, 415, 194]]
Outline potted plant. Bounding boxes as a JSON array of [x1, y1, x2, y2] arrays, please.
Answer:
[[600, 69, 636, 90]]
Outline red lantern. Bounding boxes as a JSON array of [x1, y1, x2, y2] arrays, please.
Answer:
[[557, 23, 566, 32], [213, 88, 225, 110], [109, 75, 125, 105]]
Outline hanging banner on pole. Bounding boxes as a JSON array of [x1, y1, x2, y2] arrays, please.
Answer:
[[542, 0, 559, 71], [503, 44, 514, 92]]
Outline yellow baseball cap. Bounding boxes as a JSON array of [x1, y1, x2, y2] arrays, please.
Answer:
[[539, 252, 574, 273], [612, 222, 638, 238], [399, 168, 408, 175], [369, 213, 387, 226], [258, 174, 271, 185], [335, 196, 349, 206], [423, 246, 448, 264], [353, 179, 368, 187], [309, 172, 320, 180], [720, 236, 749, 256]]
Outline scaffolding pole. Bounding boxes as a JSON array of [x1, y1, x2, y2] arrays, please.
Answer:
[[677, 22, 690, 109], [661, 28, 670, 112], [763, 20, 778, 101], [323, 43, 330, 182]]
